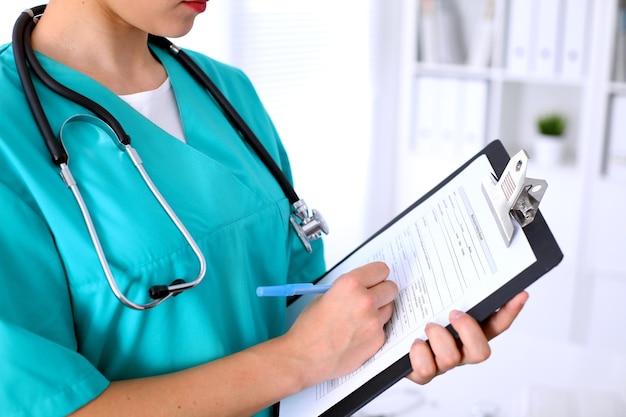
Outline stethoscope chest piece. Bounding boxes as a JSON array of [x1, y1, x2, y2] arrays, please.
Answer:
[[290, 200, 329, 253]]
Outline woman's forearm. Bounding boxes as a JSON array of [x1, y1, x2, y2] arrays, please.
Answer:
[[70, 335, 312, 417]]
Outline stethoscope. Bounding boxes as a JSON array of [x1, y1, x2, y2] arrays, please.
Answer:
[[13, 5, 329, 310]]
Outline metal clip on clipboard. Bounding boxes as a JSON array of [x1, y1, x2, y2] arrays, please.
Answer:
[[482, 150, 548, 246]]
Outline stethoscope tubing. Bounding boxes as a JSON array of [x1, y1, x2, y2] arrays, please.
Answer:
[[57, 116, 209, 310], [59, 161, 166, 310], [19, 7, 131, 157], [122, 143, 208, 300], [12, 6, 65, 165]]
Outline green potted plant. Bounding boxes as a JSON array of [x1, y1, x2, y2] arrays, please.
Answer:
[[537, 113, 566, 137], [534, 112, 567, 165]]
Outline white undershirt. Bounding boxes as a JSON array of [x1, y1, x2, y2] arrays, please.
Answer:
[[118, 78, 186, 143]]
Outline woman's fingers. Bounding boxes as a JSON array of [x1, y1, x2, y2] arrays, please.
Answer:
[[407, 338, 438, 384], [448, 310, 491, 364], [285, 262, 399, 383], [407, 291, 529, 385], [481, 291, 529, 340]]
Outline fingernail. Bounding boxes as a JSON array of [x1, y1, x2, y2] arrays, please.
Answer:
[[412, 338, 426, 347], [520, 292, 530, 305], [450, 310, 465, 320]]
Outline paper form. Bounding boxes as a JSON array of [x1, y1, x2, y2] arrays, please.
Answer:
[[282, 155, 537, 416]]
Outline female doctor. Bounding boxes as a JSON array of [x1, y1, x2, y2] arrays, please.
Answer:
[[0, 0, 528, 416]]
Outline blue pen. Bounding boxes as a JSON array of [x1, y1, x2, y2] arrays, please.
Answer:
[[256, 283, 332, 297]]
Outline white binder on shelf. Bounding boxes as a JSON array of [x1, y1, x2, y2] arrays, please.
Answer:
[[607, 95, 626, 181], [468, 0, 496, 68], [433, 0, 465, 64], [419, 0, 438, 64], [531, 0, 560, 76], [558, 0, 588, 79], [614, 1, 626, 82], [414, 77, 488, 162], [457, 79, 488, 159], [505, 0, 534, 75], [438, 77, 461, 155], [414, 76, 439, 154]]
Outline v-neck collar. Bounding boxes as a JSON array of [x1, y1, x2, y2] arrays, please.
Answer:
[[31, 44, 286, 207]]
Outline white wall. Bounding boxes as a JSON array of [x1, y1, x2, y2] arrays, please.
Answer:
[[0, 1, 39, 44]]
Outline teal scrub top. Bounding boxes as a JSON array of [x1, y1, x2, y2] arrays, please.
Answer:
[[0, 42, 326, 417]]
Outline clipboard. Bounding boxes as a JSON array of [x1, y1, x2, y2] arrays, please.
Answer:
[[278, 140, 563, 417]]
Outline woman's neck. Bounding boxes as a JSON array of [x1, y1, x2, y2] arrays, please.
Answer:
[[30, 1, 167, 95]]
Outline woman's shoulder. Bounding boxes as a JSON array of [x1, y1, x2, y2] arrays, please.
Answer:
[[0, 43, 26, 97], [0, 43, 34, 127], [0, 43, 18, 79]]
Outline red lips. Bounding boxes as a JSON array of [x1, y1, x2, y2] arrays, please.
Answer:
[[182, 1, 207, 13]]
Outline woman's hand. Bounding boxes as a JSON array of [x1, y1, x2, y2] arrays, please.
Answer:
[[407, 291, 529, 384], [284, 262, 528, 390], [282, 262, 398, 387]]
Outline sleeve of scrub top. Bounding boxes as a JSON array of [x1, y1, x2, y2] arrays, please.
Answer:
[[0, 181, 109, 417]]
